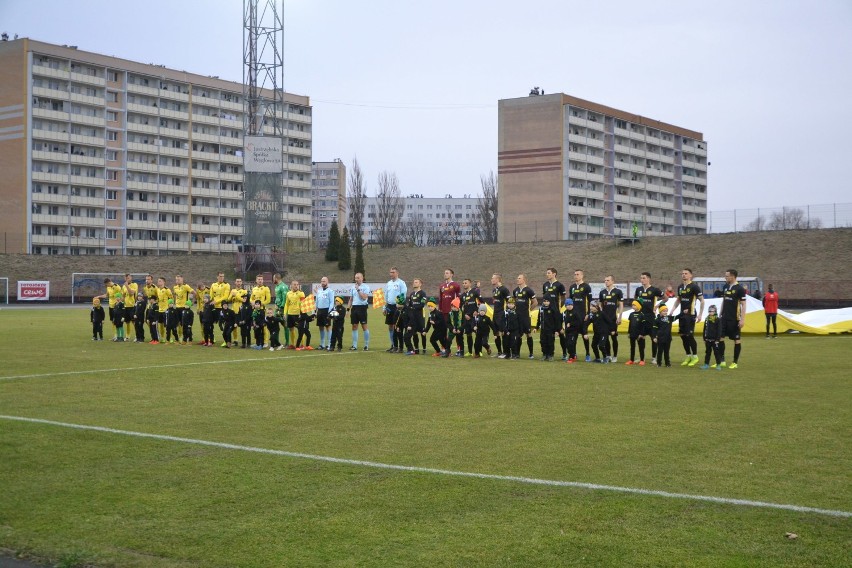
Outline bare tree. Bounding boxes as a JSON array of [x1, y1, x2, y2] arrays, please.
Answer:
[[767, 208, 822, 230], [400, 215, 427, 246], [426, 223, 449, 246], [347, 157, 367, 243], [473, 171, 498, 243], [742, 215, 766, 232], [374, 171, 404, 248]]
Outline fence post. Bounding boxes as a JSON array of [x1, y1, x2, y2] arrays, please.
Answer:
[[734, 209, 737, 233]]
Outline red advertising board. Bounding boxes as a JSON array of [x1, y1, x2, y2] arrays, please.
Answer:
[[17, 280, 50, 301]]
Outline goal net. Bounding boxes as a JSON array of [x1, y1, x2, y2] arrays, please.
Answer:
[[0, 277, 8, 305], [71, 273, 149, 304]]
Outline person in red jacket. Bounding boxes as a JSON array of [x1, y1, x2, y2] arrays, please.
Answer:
[[762, 284, 779, 338]]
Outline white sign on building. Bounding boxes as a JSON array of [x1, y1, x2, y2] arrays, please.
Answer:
[[243, 136, 283, 173]]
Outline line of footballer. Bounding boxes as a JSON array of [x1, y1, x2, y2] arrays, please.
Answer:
[[88, 267, 749, 369]]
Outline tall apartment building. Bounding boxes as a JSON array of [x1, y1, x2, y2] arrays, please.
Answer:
[[311, 159, 346, 248], [359, 195, 481, 246], [498, 93, 707, 243], [0, 38, 312, 255]]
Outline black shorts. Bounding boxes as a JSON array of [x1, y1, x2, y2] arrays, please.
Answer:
[[595, 319, 615, 336], [463, 315, 476, 334], [384, 305, 397, 326], [407, 314, 425, 333], [158, 312, 166, 324], [679, 314, 696, 336], [316, 308, 330, 327], [518, 315, 531, 335], [720, 318, 741, 341], [123, 306, 135, 322], [286, 314, 300, 328], [351, 305, 368, 326], [638, 319, 654, 337], [108, 306, 115, 321], [492, 310, 506, 333]]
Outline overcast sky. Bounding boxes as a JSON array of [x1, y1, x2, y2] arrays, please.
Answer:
[[3, 0, 851, 211]]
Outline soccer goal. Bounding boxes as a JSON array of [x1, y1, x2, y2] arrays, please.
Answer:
[[71, 273, 149, 304], [0, 277, 8, 305]]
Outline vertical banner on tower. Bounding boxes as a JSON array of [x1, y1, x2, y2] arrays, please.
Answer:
[[243, 136, 284, 246]]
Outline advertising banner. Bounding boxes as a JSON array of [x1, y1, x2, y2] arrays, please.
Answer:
[[244, 136, 283, 173], [17, 280, 50, 301]]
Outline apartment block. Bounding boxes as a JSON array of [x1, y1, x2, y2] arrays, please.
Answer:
[[360, 195, 481, 246], [498, 93, 707, 243], [311, 159, 346, 248], [0, 38, 312, 255]]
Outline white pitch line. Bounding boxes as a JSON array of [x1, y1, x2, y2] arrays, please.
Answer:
[[0, 350, 358, 381], [1, 414, 849, 519]]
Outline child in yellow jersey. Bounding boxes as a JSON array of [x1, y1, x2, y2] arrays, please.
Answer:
[[284, 280, 305, 348]]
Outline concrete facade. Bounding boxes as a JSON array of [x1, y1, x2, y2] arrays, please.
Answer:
[[0, 38, 312, 255], [311, 159, 346, 249], [498, 93, 708, 243]]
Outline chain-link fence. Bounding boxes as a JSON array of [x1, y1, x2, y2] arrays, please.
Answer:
[[708, 203, 852, 234]]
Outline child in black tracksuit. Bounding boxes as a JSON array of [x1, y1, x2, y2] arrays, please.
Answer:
[[504, 298, 520, 359], [146, 297, 159, 343], [588, 304, 609, 362], [219, 301, 236, 348], [404, 291, 427, 354], [238, 297, 253, 348], [562, 299, 582, 362], [182, 300, 195, 344], [329, 297, 346, 351], [627, 301, 645, 364], [165, 300, 179, 343], [133, 294, 146, 342], [200, 297, 216, 346], [296, 310, 314, 349], [392, 296, 408, 353], [425, 301, 448, 356], [91, 298, 105, 340], [652, 306, 673, 367], [702, 305, 723, 368], [266, 306, 283, 350], [473, 304, 492, 357], [111, 296, 125, 341], [251, 300, 265, 349]]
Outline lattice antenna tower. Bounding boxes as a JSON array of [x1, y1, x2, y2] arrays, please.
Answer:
[[243, 0, 285, 137]]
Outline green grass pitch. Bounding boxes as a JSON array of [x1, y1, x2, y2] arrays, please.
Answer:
[[0, 308, 850, 567]]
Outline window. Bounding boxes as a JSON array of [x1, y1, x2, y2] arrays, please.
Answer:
[[107, 131, 118, 141], [106, 150, 117, 161], [106, 229, 117, 239], [106, 210, 117, 220], [108, 92, 119, 103], [106, 190, 117, 200]]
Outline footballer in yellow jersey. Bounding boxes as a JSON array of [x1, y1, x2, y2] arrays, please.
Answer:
[[143, 274, 158, 300], [250, 275, 272, 346], [250, 274, 271, 307], [122, 274, 139, 338], [96, 278, 124, 339], [173, 275, 193, 334], [210, 272, 231, 309], [156, 277, 173, 337], [228, 278, 247, 346]]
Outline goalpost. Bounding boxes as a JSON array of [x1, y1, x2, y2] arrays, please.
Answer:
[[0, 277, 8, 305], [71, 273, 149, 304]]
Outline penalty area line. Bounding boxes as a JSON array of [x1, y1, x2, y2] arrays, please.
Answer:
[[1, 414, 849, 519], [0, 350, 359, 381]]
